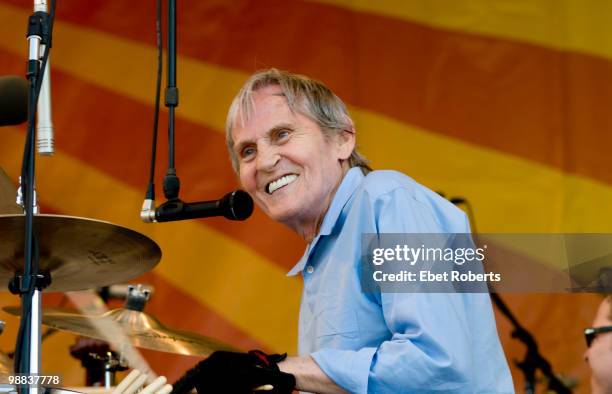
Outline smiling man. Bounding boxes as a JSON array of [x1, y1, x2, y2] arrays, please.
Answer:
[[179, 69, 513, 394], [228, 83, 357, 242]]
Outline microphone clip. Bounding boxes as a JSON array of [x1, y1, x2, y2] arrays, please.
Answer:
[[141, 198, 191, 223], [140, 198, 156, 223]]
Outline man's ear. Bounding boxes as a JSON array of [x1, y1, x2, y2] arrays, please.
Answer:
[[336, 126, 356, 161]]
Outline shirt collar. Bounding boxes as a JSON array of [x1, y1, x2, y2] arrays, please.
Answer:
[[287, 167, 364, 276]]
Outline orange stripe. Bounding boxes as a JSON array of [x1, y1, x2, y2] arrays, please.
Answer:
[[3, 0, 612, 185], [0, 48, 305, 271]]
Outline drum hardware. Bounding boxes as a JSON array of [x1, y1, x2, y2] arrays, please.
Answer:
[[123, 285, 151, 312], [87, 352, 128, 389], [16, 176, 39, 214], [97, 284, 155, 304]]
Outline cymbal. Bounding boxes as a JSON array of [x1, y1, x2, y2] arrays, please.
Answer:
[[0, 168, 21, 214], [0, 214, 161, 292], [4, 306, 235, 357]]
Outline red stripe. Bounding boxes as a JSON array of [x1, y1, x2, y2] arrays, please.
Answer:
[[2, 0, 611, 185]]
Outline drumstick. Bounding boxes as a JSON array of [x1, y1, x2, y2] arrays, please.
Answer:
[[139, 376, 167, 394], [156, 384, 173, 394], [253, 384, 274, 391], [122, 372, 148, 394], [112, 369, 141, 394]]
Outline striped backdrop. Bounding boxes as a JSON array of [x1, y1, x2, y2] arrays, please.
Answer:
[[0, 1, 609, 392]]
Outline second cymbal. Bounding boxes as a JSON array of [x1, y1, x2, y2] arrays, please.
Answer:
[[4, 306, 235, 357]]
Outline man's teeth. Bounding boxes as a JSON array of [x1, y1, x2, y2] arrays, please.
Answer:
[[267, 174, 298, 194]]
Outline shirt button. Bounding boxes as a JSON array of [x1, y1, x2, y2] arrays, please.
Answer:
[[306, 266, 314, 274]]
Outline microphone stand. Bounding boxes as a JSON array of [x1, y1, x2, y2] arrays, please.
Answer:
[[141, 0, 183, 222], [449, 197, 571, 393], [139, 0, 253, 223], [163, 0, 180, 202], [489, 293, 571, 394], [10, 0, 55, 390]]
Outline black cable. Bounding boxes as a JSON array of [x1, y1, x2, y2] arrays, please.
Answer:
[[145, 0, 163, 201]]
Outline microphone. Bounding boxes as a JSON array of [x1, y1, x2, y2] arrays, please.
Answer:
[[35, 0, 54, 155], [0, 76, 28, 126], [141, 190, 254, 223], [36, 58, 54, 155]]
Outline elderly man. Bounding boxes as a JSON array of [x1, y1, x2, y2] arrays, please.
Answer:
[[177, 69, 513, 394], [584, 295, 612, 394]]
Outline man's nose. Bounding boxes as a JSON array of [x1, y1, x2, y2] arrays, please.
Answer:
[[257, 145, 280, 171], [583, 348, 589, 363]]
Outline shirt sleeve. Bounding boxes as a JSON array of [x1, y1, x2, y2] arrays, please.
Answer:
[[312, 185, 489, 393]]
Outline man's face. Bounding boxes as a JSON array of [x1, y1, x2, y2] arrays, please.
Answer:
[[584, 298, 612, 394], [231, 85, 353, 237]]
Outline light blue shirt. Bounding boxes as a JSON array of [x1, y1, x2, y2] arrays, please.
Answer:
[[287, 168, 514, 393]]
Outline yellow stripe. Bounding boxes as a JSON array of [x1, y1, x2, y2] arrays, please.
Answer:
[[0, 128, 301, 353], [0, 2, 610, 236], [353, 110, 612, 233], [309, 0, 612, 60]]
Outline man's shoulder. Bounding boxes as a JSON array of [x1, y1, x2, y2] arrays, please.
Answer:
[[359, 169, 421, 199], [355, 169, 468, 231]]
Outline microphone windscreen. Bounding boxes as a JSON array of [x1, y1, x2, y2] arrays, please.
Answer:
[[0, 76, 28, 126], [225, 190, 254, 221]]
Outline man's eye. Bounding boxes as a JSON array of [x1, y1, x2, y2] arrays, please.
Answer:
[[241, 147, 256, 159], [274, 129, 290, 141]]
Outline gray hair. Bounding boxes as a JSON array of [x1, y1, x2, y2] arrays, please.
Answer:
[[225, 68, 371, 174]]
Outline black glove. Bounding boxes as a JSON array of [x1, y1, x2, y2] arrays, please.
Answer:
[[172, 350, 296, 394]]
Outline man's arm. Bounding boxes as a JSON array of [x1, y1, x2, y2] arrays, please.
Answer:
[[278, 356, 347, 394]]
